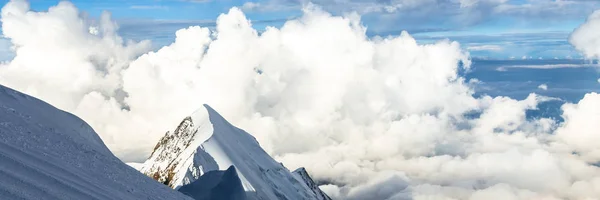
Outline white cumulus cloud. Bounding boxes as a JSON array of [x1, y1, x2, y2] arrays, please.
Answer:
[[570, 9, 600, 59]]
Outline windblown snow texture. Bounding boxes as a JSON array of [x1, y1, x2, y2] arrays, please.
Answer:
[[0, 84, 191, 200], [178, 165, 247, 200], [142, 104, 328, 200]]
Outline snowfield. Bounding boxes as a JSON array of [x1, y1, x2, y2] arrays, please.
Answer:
[[0, 84, 192, 200]]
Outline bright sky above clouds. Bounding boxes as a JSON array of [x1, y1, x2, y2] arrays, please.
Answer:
[[1, 0, 599, 59]]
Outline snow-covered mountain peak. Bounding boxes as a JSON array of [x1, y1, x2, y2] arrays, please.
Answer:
[[141, 104, 329, 200]]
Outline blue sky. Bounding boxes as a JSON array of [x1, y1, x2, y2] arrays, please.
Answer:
[[3, 0, 600, 59]]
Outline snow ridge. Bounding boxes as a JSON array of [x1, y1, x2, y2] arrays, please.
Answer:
[[0, 84, 191, 200], [292, 167, 333, 200], [142, 104, 326, 200]]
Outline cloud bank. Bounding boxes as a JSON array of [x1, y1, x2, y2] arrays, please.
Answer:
[[0, 0, 599, 199], [570, 9, 600, 60]]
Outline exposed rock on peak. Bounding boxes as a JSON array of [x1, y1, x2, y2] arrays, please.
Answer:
[[144, 116, 197, 187]]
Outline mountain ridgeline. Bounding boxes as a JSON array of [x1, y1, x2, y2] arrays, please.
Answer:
[[140, 104, 332, 200], [0, 84, 192, 200]]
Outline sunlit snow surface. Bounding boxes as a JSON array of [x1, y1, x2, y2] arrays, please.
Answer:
[[0, 84, 191, 200]]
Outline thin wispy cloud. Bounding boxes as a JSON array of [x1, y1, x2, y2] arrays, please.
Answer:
[[243, 0, 599, 18], [496, 63, 598, 71], [467, 44, 504, 51]]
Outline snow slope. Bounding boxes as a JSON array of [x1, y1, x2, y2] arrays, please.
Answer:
[[141, 104, 326, 200], [292, 168, 333, 200], [178, 165, 246, 200], [0, 84, 192, 200]]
